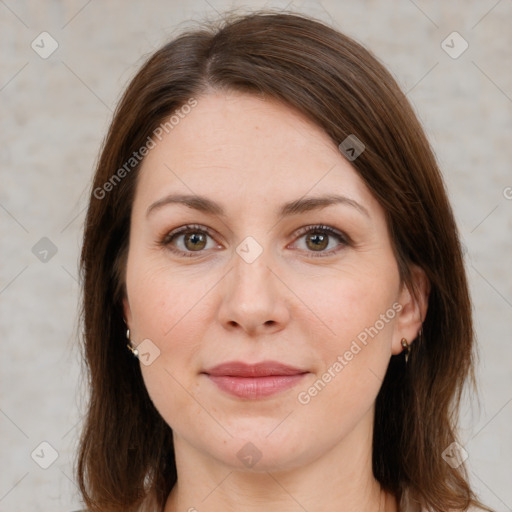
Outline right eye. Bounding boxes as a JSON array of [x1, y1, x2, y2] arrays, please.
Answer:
[[161, 224, 221, 257]]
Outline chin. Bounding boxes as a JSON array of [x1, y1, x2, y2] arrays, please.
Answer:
[[208, 420, 317, 472]]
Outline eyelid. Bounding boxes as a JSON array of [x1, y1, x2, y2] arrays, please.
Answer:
[[160, 224, 217, 246], [292, 224, 351, 245]]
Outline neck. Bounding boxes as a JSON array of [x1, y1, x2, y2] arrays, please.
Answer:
[[163, 408, 397, 512]]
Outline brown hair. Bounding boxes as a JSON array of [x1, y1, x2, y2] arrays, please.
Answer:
[[77, 10, 492, 512]]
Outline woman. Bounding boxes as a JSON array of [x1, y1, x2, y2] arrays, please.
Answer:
[[76, 10, 494, 512]]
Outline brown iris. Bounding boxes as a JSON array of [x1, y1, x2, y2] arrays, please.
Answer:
[[306, 232, 329, 251], [184, 232, 207, 251]]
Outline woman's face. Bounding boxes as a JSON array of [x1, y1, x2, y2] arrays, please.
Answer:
[[123, 90, 421, 472]]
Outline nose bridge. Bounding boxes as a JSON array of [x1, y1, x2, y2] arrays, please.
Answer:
[[232, 234, 275, 302], [217, 234, 289, 334]]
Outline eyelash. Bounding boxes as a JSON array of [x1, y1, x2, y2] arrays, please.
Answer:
[[160, 223, 350, 259]]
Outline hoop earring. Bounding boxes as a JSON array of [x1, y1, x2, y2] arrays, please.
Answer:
[[126, 328, 139, 357], [400, 338, 410, 364]]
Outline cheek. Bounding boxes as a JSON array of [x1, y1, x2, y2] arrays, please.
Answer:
[[123, 218, 217, 430], [291, 268, 399, 415], [127, 265, 216, 431], [299, 266, 398, 353], [290, 267, 399, 412], [126, 246, 215, 337]]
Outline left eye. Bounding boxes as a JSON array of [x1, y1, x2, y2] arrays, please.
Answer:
[[291, 225, 349, 257]]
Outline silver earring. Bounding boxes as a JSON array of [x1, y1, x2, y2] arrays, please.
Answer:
[[126, 328, 139, 357]]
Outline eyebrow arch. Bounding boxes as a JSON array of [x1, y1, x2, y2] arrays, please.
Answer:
[[146, 193, 370, 219]]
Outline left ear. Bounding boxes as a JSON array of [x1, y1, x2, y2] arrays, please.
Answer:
[[122, 295, 133, 330], [392, 264, 430, 355]]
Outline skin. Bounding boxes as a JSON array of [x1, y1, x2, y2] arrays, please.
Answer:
[[123, 90, 429, 512]]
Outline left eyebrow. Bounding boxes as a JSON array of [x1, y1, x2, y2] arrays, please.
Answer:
[[146, 193, 370, 219], [277, 194, 369, 218]]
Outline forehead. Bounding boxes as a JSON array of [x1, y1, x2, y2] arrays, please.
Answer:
[[134, 91, 377, 216]]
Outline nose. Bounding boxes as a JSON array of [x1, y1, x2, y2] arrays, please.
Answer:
[[216, 243, 290, 337]]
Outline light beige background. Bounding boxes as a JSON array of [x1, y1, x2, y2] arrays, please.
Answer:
[[1, 1, 511, 511]]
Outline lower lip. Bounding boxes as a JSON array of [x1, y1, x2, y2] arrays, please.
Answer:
[[205, 374, 307, 399]]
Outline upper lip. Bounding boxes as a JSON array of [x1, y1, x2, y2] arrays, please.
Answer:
[[202, 361, 308, 377]]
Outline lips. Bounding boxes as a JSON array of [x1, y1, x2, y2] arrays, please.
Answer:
[[202, 361, 308, 399], [204, 361, 307, 377]]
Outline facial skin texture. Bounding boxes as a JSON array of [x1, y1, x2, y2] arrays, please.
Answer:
[[123, 90, 428, 512]]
